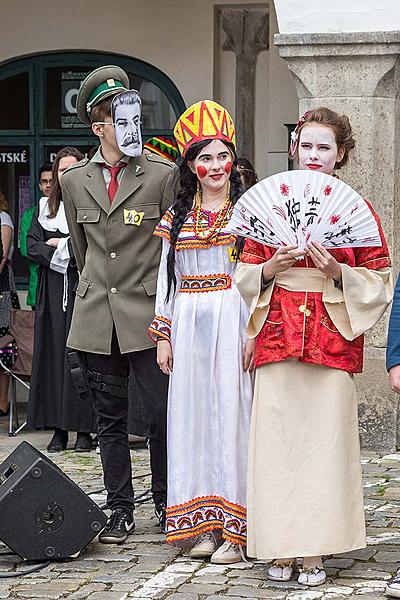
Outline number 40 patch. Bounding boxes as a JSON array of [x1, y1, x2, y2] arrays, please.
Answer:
[[124, 208, 145, 226]]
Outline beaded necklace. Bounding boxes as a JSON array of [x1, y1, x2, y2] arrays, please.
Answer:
[[194, 183, 231, 241]]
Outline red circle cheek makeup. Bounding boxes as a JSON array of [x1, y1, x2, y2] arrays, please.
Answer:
[[197, 166, 208, 178], [224, 161, 232, 175]]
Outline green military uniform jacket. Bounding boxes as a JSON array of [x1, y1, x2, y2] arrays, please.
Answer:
[[61, 153, 177, 354]]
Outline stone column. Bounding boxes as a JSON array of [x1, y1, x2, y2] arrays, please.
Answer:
[[221, 6, 269, 164], [275, 31, 400, 451]]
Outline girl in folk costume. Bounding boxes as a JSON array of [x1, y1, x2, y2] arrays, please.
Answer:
[[235, 107, 393, 586], [148, 101, 254, 564]]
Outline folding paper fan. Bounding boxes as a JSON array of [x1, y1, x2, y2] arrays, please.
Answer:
[[227, 170, 381, 250]]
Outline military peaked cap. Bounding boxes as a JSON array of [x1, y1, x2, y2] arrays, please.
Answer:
[[77, 65, 130, 125]]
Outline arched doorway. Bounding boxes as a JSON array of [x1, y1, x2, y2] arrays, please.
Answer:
[[0, 51, 185, 284]]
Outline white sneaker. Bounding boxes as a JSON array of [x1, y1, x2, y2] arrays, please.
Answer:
[[386, 570, 400, 597], [298, 566, 327, 587], [189, 531, 220, 558], [211, 540, 243, 564], [268, 559, 295, 581]]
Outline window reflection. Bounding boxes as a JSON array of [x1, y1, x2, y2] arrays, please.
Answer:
[[0, 73, 29, 130], [46, 68, 176, 131]]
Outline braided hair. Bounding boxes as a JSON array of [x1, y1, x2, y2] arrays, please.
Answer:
[[166, 139, 244, 299]]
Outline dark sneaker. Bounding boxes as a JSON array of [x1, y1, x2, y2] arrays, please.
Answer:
[[154, 502, 166, 534], [99, 509, 135, 544], [387, 570, 400, 597]]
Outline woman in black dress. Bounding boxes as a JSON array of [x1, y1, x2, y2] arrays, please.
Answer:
[[27, 147, 95, 452]]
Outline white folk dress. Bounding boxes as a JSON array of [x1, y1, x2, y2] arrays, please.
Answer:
[[148, 207, 253, 547]]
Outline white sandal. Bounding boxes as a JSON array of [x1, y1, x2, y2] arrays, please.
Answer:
[[298, 566, 327, 587], [267, 559, 295, 582]]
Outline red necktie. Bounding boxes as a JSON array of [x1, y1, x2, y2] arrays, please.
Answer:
[[104, 164, 126, 202]]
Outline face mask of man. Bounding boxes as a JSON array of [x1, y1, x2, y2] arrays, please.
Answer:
[[112, 90, 143, 157]]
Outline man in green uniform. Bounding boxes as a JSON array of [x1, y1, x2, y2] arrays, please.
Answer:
[[62, 66, 177, 543]]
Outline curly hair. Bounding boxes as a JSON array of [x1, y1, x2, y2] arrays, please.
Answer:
[[166, 139, 244, 299], [295, 107, 355, 170]]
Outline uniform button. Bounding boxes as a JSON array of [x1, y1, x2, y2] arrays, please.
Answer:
[[110, 252, 117, 259], [110, 287, 117, 294], [83, 214, 87, 220], [299, 304, 306, 313]]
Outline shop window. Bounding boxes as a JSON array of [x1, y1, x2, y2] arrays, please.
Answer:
[[46, 67, 92, 130], [46, 67, 177, 132], [0, 73, 29, 130]]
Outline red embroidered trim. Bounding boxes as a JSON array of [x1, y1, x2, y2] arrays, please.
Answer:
[[166, 495, 247, 546], [180, 274, 232, 293], [147, 314, 172, 344]]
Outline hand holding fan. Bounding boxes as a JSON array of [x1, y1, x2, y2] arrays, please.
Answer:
[[227, 170, 381, 250]]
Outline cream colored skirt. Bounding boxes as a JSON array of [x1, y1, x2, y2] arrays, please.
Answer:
[[247, 360, 366, 559]]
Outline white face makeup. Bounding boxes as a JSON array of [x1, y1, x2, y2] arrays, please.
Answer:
[[112, 91, 142, 157], [298, 124, 344, 176]]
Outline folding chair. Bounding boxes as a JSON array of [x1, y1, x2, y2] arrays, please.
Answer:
[[0, 309, 35, 436]]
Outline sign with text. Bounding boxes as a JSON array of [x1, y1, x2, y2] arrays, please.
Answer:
[[60, 70, 90, 129]]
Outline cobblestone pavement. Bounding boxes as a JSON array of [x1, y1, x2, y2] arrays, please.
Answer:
[[0, 423, 400, 599]]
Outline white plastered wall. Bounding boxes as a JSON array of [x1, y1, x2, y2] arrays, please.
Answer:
[[274, 0, 400, 34]]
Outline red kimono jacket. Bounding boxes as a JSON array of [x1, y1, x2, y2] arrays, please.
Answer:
[[240, 203, 391, 374]]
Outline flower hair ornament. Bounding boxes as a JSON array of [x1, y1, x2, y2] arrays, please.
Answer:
[[289, 111, 310, 158]]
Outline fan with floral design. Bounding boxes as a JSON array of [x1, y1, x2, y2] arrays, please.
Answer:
[[227, 170, 381, 250]]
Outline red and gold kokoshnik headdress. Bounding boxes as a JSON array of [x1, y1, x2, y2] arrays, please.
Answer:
[[174, 100, 236, 156]]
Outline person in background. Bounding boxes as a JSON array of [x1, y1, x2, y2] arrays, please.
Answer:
[[237, 156, 258, 190], [386, 276, 400, 597], [128, 135, 178, 440], [19, 163, 53, 310], [0, 191, 20, 417], [27, 147, 95, 452], [143, 136, 179, 163]]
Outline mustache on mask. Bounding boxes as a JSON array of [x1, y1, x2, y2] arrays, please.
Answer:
[[121, 135, 140, 147]]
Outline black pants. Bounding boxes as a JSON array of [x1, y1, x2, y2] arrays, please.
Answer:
[[83, 331, 168, 512]]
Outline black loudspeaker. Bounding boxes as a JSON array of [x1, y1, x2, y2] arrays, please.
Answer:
[[0, 441, 107, 561]]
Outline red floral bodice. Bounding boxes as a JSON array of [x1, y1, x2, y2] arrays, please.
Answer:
[[240, 202, 391, 373]]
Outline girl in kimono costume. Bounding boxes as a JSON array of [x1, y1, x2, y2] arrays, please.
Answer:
[[235, 107, 393, 586], [148, 101, 253, 564]]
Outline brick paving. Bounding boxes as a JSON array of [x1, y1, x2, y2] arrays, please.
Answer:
[[0, 417, 399, 599]]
